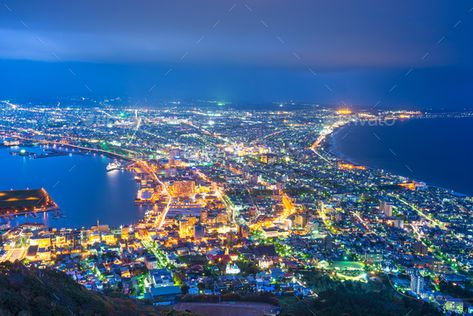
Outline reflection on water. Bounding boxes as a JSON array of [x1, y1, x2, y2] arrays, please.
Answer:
[[0, 146, 143, 229]]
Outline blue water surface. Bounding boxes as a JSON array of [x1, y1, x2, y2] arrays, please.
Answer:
[[0, 146, 143, 228], [331, 117, 473, 196]]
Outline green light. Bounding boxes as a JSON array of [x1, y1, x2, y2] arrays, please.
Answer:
[[217, 102, 225, 106]]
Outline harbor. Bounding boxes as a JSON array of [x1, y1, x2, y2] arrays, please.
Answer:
[[0, 144, 142, 229], [0, 188, 59, 216]]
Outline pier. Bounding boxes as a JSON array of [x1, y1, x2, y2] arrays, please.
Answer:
[[0, 188, 59, 217]]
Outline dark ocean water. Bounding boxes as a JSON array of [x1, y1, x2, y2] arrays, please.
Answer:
[[0, 146, 144, 229], [331, 117, 473, 196]]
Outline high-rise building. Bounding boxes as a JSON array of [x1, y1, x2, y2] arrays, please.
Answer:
[[194, 224, 205, 239], [410, 272, 424, 295], [238, 224, 250, 239], [380, 201, 393, 217], [321, 235, 333, 251], [249, 207, 257, 218], [393, 218, 404, 229], [200, 209, 208, 224]]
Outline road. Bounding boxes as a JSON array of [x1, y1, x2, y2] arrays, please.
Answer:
[[389, 194, 446, 229], [1, 247, 26, 263], [136, 160, 172, 229]]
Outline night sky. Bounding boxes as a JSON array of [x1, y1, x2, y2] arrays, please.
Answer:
[[1, 0, 472, 108]]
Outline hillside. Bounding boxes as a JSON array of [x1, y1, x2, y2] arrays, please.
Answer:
[[0, 261, 186, 316]]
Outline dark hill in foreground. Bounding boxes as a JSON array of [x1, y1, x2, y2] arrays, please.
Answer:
[[0, 261, 188, 316]]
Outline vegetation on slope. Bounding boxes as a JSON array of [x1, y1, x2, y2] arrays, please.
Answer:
[[0, 261, 189, 316]]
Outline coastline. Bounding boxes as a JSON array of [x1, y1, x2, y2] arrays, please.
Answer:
[[0, 145, 141, 229], [324, 118, 472, 197], [325, 123, 356, 164]]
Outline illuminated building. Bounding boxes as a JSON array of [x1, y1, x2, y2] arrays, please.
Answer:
[[238, 224, 250, 238], [168, 149, 182, 167], [398, 182, 417, 191], [25, 245, 51, 262], [3, 138, 20, 146], [225, 263, 241, 275], [413, 242, 428, 255], [121, 227, 130, 240], [363, 252, 383, 264], [88, 233, 101, 244], [259, 153, 277, 164], [102, 233, 117, 245], [3, 103, 473, 309], [258, 258, 274, 269], [165, 168, 177, 178], [30, 235, 52, 248], [149, 269, 175, 287], [145, 255, 158, 270], [262, 228, 288, 238], [338, 162, 366, 171], [199, 209, 208, 224], [410, 272, 424, 295], [275, 219, 292, 230], [172, 180, 195, 197], [216, 213, 228, 224], [249, 207, 257, 218], [336, 108, 353, 115], [294, 214, 307, 228], [53, 235, 68, 248], [178, 217, 197, 238], [391, 218, 404, 229], [399, 181, 428, 191], [194, 223, 205, 239], [380, 201, 393, 217], [445, 299, 463, 314]]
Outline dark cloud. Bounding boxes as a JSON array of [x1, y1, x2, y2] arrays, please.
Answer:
[[1, 0, 472, 106], [2, 0, 471, 66]]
